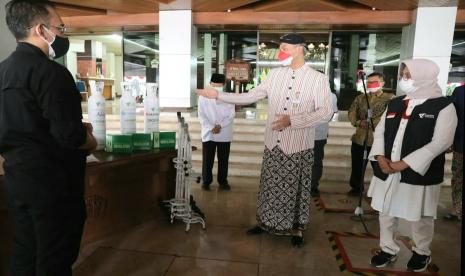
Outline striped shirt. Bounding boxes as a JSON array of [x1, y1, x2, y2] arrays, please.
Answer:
[[218, 65, 333, 154]]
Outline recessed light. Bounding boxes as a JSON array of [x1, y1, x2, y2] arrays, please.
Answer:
[[227, 9, 231, 12], [372, 7, 376, 10]]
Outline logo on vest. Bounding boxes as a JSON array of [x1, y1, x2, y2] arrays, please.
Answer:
[[419, 113, 434, 119]]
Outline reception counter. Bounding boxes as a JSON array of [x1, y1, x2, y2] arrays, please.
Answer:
[[0, 149, 177, 275]]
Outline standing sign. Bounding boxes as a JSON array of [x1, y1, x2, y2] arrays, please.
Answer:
[[225, 60, 251, 94], [225, 60, 250, 82]]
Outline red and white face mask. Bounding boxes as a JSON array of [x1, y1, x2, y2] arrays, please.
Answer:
[[278, 50, 293, 66], [366, 82, 383, 93]]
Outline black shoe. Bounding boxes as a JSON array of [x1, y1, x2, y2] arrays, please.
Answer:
[[407, 251, 431, 272], [246, 226, 264, 235], [310, 189, 320, 197], [291, 235, 304, 248], [370, 250, 397, 268], [219, 183, 231, 190], [444, 213, 460, 221], [201, 184, 210, 191], [347, 188, 361, 197]]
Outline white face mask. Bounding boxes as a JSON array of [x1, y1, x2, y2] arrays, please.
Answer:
[[37, 26, 56, 59], [398, 79, 417, 95], [279, 56, 293, 67], [367, 87, 381, 93]]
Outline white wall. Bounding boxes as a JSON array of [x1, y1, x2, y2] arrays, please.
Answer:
[[106, 52, 116, 97], [66, 52, 78, 81], [65, 39, 85, 81], [114, 55, 123, 97]]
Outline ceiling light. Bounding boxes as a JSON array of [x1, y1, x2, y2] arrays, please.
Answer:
[[372, 7, 376, 10], [227, 9, 231, 12]]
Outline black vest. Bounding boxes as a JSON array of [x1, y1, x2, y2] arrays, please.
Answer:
[[372, 96, 451, 185]]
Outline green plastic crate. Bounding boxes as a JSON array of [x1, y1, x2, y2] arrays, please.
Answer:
[[105, 134, 133, 153], [132, 133, 152, 150], [152, 131, 176, 149]]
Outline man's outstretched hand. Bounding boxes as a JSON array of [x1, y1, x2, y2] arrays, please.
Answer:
[[196, 87, 218, 99]]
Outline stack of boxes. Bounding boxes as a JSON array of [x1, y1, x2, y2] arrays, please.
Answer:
[[105, 131, 176, 153]]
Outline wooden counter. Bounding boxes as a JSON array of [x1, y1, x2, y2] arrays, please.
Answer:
[[0, 149, 177, 275], [78, 76, 114, 100]]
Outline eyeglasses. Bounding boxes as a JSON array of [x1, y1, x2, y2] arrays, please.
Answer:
[[27, 24, 67, 35], [49, 24, 67, 34]]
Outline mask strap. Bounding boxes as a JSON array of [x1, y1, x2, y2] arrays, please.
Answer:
[[41, 25, 56, 44]]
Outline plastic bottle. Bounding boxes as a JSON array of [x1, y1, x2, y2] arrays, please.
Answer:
[[144, 83, 160, 133], [87, 80, 106, 150], [120, 82, 137, 134]]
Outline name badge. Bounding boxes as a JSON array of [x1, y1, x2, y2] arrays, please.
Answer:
[[386, 112, 396, 119]]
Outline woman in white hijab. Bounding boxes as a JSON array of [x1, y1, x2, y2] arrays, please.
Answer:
[[367, 59, 457, 272]]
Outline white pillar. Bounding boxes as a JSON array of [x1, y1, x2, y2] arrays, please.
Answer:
[[219, 33, 227, 74], [363, 34, 377, 74], [203, 33, 212, 87], [159, 10, 197, 108], [399, 4, 457, 95], [0, 0, 17, 61]]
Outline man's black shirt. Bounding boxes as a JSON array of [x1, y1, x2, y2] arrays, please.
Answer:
[[0, 42, 87, 206]]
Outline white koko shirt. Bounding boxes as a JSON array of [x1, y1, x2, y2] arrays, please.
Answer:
[[198, 96, 235, 142]]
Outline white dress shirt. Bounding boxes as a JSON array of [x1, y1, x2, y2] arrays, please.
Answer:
[[198, 96, 235, 142]]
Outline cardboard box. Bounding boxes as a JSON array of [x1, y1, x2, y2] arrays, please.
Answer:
[[105, 134, 133, 153], [152, 131, 176, 149], [132, 133, 152, 150]]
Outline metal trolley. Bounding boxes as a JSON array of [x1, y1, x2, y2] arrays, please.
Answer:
[[164, 112, 206, 232]]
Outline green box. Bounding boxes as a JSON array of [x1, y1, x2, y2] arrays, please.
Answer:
[[132, 133, 152, 150], [152, 131, 176, 149], [105, 134, 133, 153]]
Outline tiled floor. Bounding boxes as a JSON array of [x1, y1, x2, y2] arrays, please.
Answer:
[[74, 177, 461, 276]]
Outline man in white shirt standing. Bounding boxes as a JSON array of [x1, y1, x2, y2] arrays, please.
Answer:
[[198, 74, 235, 191], [311, 92, 338, 197]]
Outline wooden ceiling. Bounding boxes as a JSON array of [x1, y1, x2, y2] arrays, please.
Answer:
[[52, 0, 464, 16], [53, 0, 464, 34]]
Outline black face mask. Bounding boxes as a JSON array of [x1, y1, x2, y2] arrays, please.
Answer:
[[41, 25, 70, 59], [50, 34, 70, 59]]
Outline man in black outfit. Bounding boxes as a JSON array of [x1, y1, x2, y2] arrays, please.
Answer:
[[0, 1, 97, 275]]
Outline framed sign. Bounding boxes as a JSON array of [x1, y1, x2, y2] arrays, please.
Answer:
[[225, 60, 251, 82]]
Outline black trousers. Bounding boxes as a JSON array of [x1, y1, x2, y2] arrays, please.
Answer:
[[202, 141, 231, 186], [349, 142, 375, 191], [9, 197, 86, 276], [310, 139, 327, 191]]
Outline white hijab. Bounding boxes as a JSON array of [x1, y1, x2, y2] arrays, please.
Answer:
[[399, 59, 443, 99]]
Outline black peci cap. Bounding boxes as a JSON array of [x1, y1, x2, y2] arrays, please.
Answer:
[[279, 33, 305, 45], [210, 73, 225, 84]]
